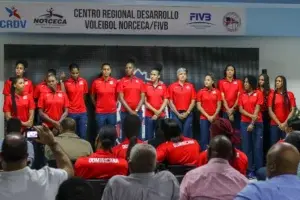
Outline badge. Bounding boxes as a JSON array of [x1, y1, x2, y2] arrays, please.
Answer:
[[23, 95, 28, 100]]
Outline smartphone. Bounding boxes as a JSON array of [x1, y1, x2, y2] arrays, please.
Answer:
[[26, 130, 38, 139]]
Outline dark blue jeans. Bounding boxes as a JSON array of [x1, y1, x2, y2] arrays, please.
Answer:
[[120, 111, 143, 140], [145, 116, 161, 141], [240, 122, 264, 172], [200, 119, 211, 151], [170, 111, 193, 138], [96, 113, 117, 131], [223, 111, 241, 130], [270, 125, 286, 146], [68, 112, 88, 139]]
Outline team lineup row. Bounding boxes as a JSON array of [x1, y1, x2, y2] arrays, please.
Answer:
[[2, 60, 296, 173]]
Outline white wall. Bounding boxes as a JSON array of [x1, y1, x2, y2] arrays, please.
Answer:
[[1, 34, 300, 137]]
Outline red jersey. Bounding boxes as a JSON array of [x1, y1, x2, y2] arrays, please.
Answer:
[[268, 90, 296, 125], [156, 137, 201, 166], [91, 77, 118, 114], [75, 150, 128, 179], [168, 82, 196, 111], [197, 88, 221, 120], [113, 138, 144, 159], [238, 90, 264, 123], [218, 79, 243, 111], [117, 76, 145, 112], [3, 93, 35, 123], [33, 81, 62, 99], [144, 81, 168, 117], [3, 78, 34, 96], [64, 77, 88, 113], [198, 148, 248, 175], [38, 91, 69, 127]]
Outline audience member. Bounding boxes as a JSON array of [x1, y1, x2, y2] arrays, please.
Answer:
[[156, 118, 201, 166], [256, 131, 300, 180], [147, 118, 166, 148], [0, 125, 73, 200], [56, 177, 96, 200], [0, 118, 34, 167], [75, 125, 128, 179], [44, 118, 93, 161], [102, 144, 179, 200], [113, 114, 143, 159], [198, 118, 248, 175], [180, 135, 248, 200], [235, 142, 300, 200]]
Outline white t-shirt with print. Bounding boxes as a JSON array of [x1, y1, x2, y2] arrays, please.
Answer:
[[0, 166, 68, 200]]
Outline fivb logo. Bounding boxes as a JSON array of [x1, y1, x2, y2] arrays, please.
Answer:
[[187, 12, 214, 29]]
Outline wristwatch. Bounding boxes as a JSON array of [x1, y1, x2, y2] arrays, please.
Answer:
[[135, 109, 139, 112]]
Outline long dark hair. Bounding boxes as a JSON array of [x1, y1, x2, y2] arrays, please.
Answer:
[[258, 73, 270, 109], [162, 119, 183, 143], [223, 64, 236, 79], [272, 75, 290, 110], [97, 125, 117, 153], [10, 77, 23, 116], [244, 75, 257, 91], [123, 114, 141, 160]]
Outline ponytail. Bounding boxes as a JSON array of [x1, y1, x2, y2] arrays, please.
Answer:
[[126, 136, 137, 161], [101, 138, 113, 153]]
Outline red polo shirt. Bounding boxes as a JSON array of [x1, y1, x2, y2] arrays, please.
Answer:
[[218, 79, 243, 111], [3, 78, 34, 96], [38, 91, 69, 127], [75, 150, 128, 179], [64, 77, 88, 113], [3, 93, 35, 123], [168, 82, 196, 111], [197, 88, 221, 120], [117, 76, 145, 112], [145, 81, 168, 117], [91, 77, 118, 114], [33, 81, 62, 100], [156, 137, 201, 166], [113, 138, 144, 159], [268, 90, 296, 125], [258, 88, 274, 112], [198, 148, 248, 175], [238, 90, 264, 123]]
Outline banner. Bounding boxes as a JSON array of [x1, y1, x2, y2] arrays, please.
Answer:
[[0, 2, 245, 35]]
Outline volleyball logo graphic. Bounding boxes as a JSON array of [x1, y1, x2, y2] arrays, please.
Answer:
[[223, 12, 241, 32]]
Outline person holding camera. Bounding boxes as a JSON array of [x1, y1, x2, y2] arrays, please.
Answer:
[[0, 124, 73, 200]]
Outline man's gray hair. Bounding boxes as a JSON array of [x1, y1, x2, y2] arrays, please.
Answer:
[[129, 144, 157, 173]]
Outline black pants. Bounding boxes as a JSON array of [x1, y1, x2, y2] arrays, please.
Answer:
[[262, 111, 271, 165]]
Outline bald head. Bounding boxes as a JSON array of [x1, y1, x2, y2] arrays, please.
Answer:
[[1, 133, 28, 163], [129, 144, 157, 173], [267, 143, 300, 178], [208, 135, 233, 161]]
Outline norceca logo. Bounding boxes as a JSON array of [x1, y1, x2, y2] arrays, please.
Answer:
[[0, 6, 27, 28], [33, 8, 67, 28]]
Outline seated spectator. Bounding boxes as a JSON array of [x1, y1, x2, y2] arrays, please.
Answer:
[[147, 118, 166, 148], [198, 118, 248, 175], [113, 114, 143, 159], [0, 125, 73, 200], [236, 142, 300, 200], [75, 125, 128, 179], [256, 131, 300, 181], [45, 118, 93, 161], [156, 119, 201, 166], [181, 135, 248, 200], [56, 177, 96, 200], [0, 118, 34, 167], [102, 144, 179, 200]]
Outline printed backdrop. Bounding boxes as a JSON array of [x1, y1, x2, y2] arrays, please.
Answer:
[[4, 45, 259, 140]]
